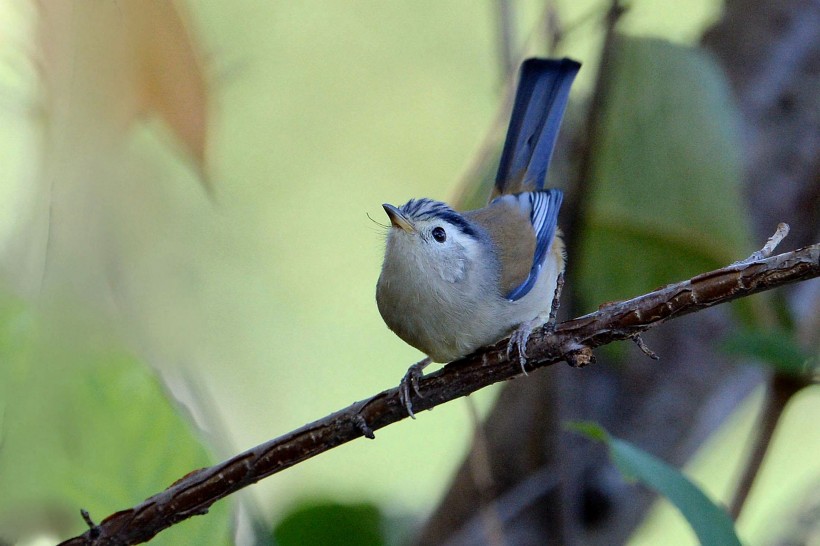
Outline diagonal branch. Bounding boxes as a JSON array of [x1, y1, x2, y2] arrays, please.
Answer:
[[59, 243, 819, 546]]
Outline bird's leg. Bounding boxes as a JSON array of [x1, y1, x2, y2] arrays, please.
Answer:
[[399, 357, 432, 419], [508, 321, 535, 375], [508, 271, 566, 375]]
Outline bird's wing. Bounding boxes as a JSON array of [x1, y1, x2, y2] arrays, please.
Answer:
[[467, 199, 535, 297], [502, 189, 563, 301]]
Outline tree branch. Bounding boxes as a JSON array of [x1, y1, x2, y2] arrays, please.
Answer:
[[59, 243, 820, 546]]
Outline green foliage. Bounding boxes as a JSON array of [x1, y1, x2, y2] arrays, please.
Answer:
[[0, 295, 231, 545], [578, 37, 750, 312], [723, 328, 817, 377], [273, 501, 385, 546], [569, 422, 743, 546]]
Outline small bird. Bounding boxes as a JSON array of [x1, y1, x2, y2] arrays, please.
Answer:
[[376, 58, 581, 417]]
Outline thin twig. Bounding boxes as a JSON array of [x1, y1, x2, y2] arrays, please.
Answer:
[[630, 334, 659, 360], [544, 2, 561, 54], [80, 510, 98, 536], [58, 244, 819, 546], [496, 0, 517, 79], [734, 222, 790, 264], [558, 3, 608, 45]]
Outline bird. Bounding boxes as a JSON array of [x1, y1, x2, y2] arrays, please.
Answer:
[[376, 58, 581, 417]]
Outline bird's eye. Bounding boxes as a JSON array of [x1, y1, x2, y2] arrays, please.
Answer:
[[432, 226, 447, 243]]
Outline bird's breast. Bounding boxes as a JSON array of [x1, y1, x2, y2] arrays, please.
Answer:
[[376, 250, 509, 362]]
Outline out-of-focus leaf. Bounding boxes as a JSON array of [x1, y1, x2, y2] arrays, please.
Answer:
[[579, 37, 750, 311], [273, 501, 385, 546], [569, 422, 743, 546], [129, 1, 209, 180], [36, 0, 209, 188], [0, 296, 230, 545], [723, 328, 816, 376]]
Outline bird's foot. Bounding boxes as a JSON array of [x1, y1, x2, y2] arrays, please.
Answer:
[[508, 320, 536, 375], [348, 399, 375, 439], [399, 357, 432, 419]]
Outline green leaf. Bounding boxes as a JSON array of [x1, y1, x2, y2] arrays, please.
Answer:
[[565, 420, 610, 443], [579, 37, 751, 312], [723, 328, 816, 376], [273, 501, 385, 546], [570, 421, 743, 546], [0, 297, 231, 545]]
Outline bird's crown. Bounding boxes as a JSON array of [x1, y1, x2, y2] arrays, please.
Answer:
[[398, 198, 479, 239]]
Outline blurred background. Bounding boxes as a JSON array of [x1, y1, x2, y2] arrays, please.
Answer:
[[0, 0, 817, 545]]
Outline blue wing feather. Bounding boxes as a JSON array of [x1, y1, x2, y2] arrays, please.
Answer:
[[505, 189, 563, 301], [495, 58, 580, 193]]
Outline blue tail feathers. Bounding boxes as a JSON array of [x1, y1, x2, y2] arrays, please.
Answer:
[[495, 58, 581, 194]]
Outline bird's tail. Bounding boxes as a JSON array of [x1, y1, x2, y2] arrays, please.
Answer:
[[493, 58, 581, 197]]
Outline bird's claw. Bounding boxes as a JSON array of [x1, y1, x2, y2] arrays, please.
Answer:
[[399, 357, 432, 419], [508, 272, 565, 375], [508, 322, 534, 375], [353, 413, 375, 439]]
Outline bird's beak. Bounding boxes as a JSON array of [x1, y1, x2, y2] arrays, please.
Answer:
[[382, 203, 415, 233]]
